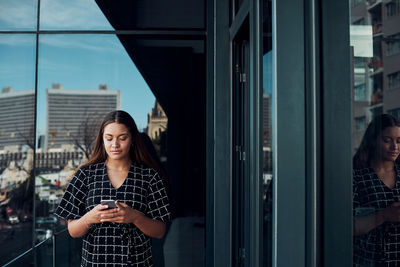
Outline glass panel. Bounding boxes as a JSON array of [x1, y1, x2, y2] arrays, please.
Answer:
[[351, 0, 400, 265], [54, 229, 82, 267], [123, 38, 206, 267], [0, 34, 36, 266], [262, 0, 273, 266], [36, 237, 53, 267], [39, 0, 112, 30], [40, 0, 205, 30], [0, 0, 37, 31], [37, 34, 205, 266], [5, 248, 34, 267], [35, 33, 155, 236], [235, 0, 245, 14]]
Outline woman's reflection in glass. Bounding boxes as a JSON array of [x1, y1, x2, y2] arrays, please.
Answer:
[[353, 114, 400, 266]]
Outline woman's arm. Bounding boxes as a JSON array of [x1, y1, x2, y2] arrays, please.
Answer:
[[99, 201, 166, 239], [354, 202, 400, 236], [67, 215, 91, 238], [67, 204, 117, 238], [130, 211, 166, 239], [353, 210, 386, 236]]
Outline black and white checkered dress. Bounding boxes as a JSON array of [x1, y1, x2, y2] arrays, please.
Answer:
[[55, 162, 171, 267], [353, 165, 400, 267]]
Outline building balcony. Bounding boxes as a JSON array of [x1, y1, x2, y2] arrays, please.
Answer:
[[370, 90, 383, 105], [368, 58, 383, 72], [372, 22, 382, 35], [367, 0, 382, 10]]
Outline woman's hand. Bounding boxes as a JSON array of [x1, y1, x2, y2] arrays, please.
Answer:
[[354, 202, 400, 236], [96, 201, 166, 238], [67, 204, 118, 238], [84, 204, 119, 225], [99, 201, 140, 224]]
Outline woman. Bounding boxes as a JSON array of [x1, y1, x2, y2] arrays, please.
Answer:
[[55, 110, 171, 267], [353, 114, 400, 266]]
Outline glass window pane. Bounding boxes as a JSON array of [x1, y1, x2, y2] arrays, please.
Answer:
[[5, 248, 34, 267], [35, 34, 155, 234], [235, 0, 245, 14], [0, 0, 37, 31], [39, 0, 205, 30], [39, 0, 112, 30], [36, 237, 53, 266], [54, 229, 82, 266], [262, 0, 273, 266], [0, 34, 36, 265], [351, 0, 400, 265], [36, 34, 205, 266]]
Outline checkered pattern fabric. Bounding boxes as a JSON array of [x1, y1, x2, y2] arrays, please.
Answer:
[[353, 165, 400, 267], [55, 162, 171, 267]]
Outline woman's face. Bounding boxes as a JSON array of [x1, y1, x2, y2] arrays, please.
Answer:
[[103, 122, 132, 162], [376, 126, 400, 162]]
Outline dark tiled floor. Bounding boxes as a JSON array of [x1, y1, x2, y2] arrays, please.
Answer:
[[163, 216, 205, 267]]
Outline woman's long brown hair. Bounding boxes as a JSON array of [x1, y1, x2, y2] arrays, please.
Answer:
[[81, 110, 162, 175], [353, 113, 400, 169]]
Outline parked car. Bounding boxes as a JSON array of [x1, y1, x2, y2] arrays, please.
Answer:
[[35, 228, 53, 243], [7, 214, 19, 224]]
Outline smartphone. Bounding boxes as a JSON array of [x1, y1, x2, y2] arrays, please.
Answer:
[[101, 200, 117, 209]]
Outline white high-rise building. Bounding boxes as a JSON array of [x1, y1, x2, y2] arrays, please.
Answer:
[[46, 83, 121, 150], [0, 87, 35, 151]]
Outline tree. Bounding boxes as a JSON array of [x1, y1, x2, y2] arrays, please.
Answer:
[[67, 111, 102, 160]]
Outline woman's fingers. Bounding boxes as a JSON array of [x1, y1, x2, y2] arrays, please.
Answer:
[[96, 204, 109, 211], [100, 215, 124, 223], [93, 202, 134, 223]]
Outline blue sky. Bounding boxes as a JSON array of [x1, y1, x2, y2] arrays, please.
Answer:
[[0, 34, 155, 134], [0, 0, 155, 134], [263, 51, 273, 94], [0, 0, 273, 132]]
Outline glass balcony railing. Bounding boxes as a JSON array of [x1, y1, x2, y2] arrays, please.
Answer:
[[2, 228, 81, 267]]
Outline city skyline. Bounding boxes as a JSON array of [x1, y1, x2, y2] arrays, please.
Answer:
[[45, 84, 120, 152], [0, 34, 156, 133]]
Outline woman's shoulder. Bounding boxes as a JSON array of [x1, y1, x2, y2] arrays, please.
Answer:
[[131, 163, 158, 178], [395, 163, 400, 171], [75, 162, 105, 176], [353, 167, 374, 181]]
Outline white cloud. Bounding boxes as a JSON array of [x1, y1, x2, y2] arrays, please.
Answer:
[[40, 0, 113, 30], [37, 57, 83, 74], [0, 34, 36, 46], [0, 0, 114, 30], [39, 34, 123, 53], [0, 0, 37, 29]]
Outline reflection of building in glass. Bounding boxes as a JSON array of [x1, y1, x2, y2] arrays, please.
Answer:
[[0, 151, 32, 188], [351, 0, 400, 152], [146, 100, 167, 139], [35, 151, 83, 171], [46, 83, 121, 150], [0, 87, 35, 151], [263, 93, 272, 173]]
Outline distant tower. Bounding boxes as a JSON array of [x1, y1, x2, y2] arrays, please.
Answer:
[[46, 83, 121, 150], [146, 100, 168, 139], [0, 87, 35, 150]]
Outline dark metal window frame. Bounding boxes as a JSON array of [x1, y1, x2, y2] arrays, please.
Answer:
[[1, 0, 207, 265]]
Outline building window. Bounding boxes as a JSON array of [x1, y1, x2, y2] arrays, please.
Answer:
[[353, 0, 364, 7], [387, 33, 400, 56], [388, 71, 400, 89], [353, 18, 365, 25], [387, 1, 400, 18], [355, 116, 367, 131], [354, 83, 367, 101]]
